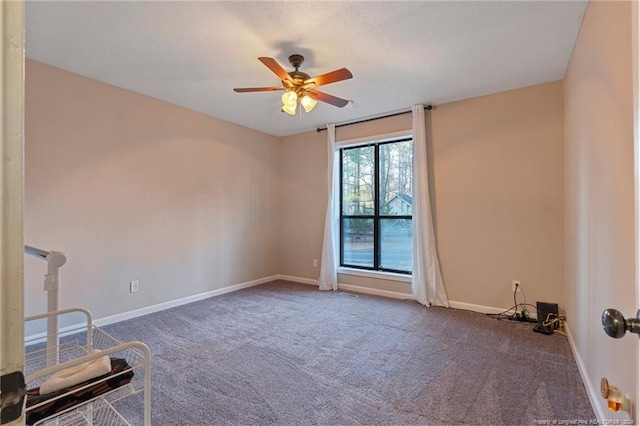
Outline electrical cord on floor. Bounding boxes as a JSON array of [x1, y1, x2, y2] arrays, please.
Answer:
[[515, 284, 534, 319], [488, 302, 567, 338], [486, 306, 518, 319], [492, 303, 542, 320], [486, 283, 540, 323], [477, 283, 567, 336], [486, 285, 524, 319], [520, 286, 531, 317]]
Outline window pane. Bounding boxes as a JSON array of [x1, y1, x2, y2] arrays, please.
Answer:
[[380, 219, 413, 272], [379, 141, 413, 216], [342, 146, 375, 216], [342, 218, 374, 268]]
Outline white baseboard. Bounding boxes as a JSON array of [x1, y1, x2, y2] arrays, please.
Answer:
[[277, 274, 318, 286], [565, 323, 608, 423], [337, 283, 414, 300], [25, 275, 281, 341], [93, 275, 279, 328], [448, 300, 509, 315], [25, 323, 91, 346], [276, 274, 413, 300], [278, 276, 521, 313]]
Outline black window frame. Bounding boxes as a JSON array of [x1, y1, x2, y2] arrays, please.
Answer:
[[339, 137, 413, 274]]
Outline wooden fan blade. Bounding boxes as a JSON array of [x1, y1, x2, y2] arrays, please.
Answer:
[[258, 57, 292, 82], [233, 87, 284, 93], [307, 89, 350, 108], [304, 68, 353, 88]]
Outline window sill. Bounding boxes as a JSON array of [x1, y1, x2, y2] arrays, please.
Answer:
[[337, 267, 412, 283]]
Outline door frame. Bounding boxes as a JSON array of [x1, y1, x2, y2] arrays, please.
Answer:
[[634, 0, 640, 422], [0, 1, 25, 424]]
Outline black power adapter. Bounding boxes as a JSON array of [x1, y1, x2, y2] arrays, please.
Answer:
[[532, 301, 559, 335]]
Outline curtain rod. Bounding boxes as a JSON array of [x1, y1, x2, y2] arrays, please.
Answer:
[[316, 104, 434, 133]]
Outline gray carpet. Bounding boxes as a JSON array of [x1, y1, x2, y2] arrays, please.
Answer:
[[105, 280, 595, 425]]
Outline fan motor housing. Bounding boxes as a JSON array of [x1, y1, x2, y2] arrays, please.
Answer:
[[288, 54, 304, 68], [288, 70, 311, 83], [287, 54, 310, 83]]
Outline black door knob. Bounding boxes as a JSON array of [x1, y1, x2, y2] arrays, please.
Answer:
[[602, 308, 640, 338], [602, 309, 627, 338]]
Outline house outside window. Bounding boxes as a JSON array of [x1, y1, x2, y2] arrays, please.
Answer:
[[340, 137, 413, 274]]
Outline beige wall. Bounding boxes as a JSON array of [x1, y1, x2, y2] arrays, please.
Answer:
[[280, 82, 565, 310], [25, 60, 281, 320], [279, 129, 326, 280], [433, 82, 564, 309], [564, 0, 635, 421]]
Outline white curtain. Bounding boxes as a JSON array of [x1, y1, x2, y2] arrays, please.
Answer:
[[318, 123, 339, 291], [412, 105, 449, 307]]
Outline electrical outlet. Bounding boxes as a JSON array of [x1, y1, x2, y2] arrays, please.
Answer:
[[130, 280, 139, 293], [313, 259, 318, 268], [512, 280, 522, 292]]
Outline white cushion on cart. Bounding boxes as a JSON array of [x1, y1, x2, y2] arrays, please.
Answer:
[[39, 351, 111, 395]]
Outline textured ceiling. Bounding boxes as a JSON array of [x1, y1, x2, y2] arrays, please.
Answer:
[[25, 1, 588, 137]]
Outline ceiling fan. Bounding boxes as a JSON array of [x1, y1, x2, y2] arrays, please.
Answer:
[[233, 54, 353, 115]]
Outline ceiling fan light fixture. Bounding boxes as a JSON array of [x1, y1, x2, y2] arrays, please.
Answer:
[[281, 103, 296, 115], [281, 90, 297, 107], [234, 55, 353, 114], [300, 95, 317, 113]]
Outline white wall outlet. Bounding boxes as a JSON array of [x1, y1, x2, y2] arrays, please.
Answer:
[[130, 280, 139, 293], [512, 280, 522, 292], [313, 259, 318, 268]]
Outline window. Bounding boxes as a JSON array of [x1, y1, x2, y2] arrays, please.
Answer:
[[340, 138, 413, 274]]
